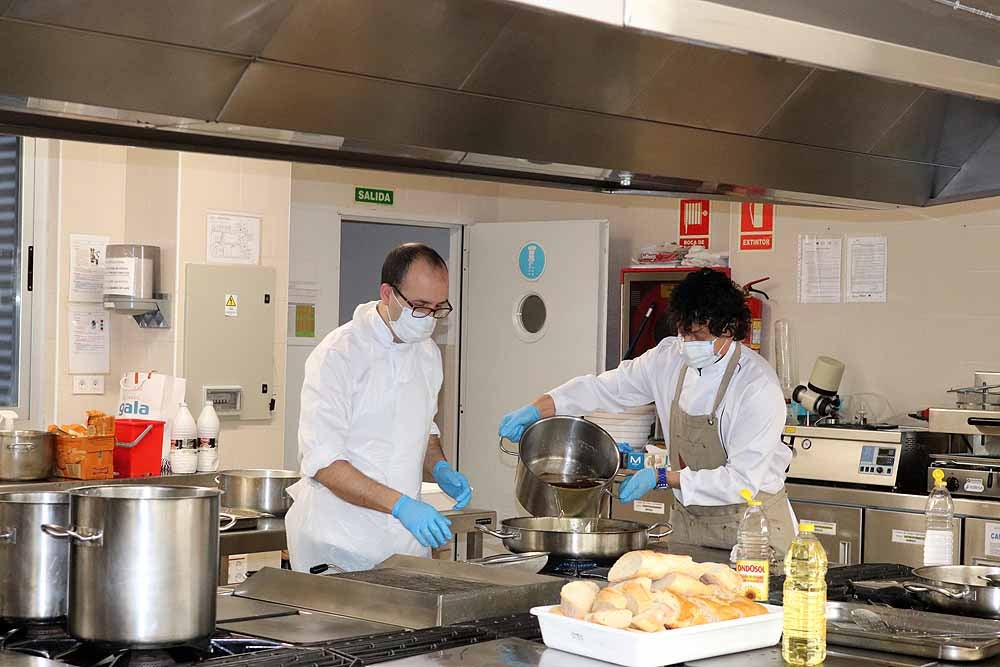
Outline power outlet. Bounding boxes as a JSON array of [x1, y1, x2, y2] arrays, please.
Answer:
[[72, 375, 105, 395]]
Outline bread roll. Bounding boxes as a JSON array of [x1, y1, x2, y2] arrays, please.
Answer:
[[586, 608, 633, 629], [698, 563, 743, 594], [560, 581, 600, 619], [608, 551, 695, 582], [729, 598, 769, 618], [592, 587, 628, 612], [649, 588, 683, 615], [665, 596, 711, 629], [619, 580, 654, 615], [630, 604, 672, 632], [609, 576, 652, 593], [704, 584, 738, 601], [689, 596, 740, 622], [652, 572, 715, 598]]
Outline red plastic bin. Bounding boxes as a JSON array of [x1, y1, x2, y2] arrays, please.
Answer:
[[114, 419, 165, 478]]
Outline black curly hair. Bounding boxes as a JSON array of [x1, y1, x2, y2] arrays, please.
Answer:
[[666, 269, 750, 341]]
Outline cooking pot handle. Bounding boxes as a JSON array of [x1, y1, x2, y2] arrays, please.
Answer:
[[40, 524, 103, 545], [475, 524, 516, 540], [498, 437, 519, 457], [902, 582, 971, 599], [7, 442, 35, 451], [0, 527, 14, 543], [646, 523, 673, 540], [219, 513, 238, 532]]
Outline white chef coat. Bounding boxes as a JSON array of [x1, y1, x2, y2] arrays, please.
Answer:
[[284, 301, 443, 572], [548, 338, 789, 506]]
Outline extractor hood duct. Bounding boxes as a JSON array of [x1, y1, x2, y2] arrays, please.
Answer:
[[0, 0, 999, 208]]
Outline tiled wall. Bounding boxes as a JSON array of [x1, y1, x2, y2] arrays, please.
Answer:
[[45, 142, 290, 470]]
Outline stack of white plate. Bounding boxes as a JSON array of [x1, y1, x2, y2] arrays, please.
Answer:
[[585, 405, 656, 447]]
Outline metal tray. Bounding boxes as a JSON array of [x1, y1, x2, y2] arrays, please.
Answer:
[[827, 601, 1000, 661]]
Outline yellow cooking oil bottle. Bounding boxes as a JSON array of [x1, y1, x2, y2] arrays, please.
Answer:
[[782, 522, 828, 666]]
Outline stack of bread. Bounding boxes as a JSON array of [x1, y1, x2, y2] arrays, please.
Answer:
[[48, 410, 115, 438], [552, 550, 768, 632]]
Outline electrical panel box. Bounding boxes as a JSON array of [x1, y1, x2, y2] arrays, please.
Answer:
[[184, 265, 275, 420]]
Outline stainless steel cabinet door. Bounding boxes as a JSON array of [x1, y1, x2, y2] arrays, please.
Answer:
[[610, 482, 672, 524], [863, 509, 961, 567], [964, 518, 1000, 566], [789, 501, 862, 565]]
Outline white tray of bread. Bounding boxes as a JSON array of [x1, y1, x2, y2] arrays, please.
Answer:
[[531, 551, 783, 667]]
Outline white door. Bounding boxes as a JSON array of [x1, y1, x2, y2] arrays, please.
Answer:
[[459, 220, 609, 525]]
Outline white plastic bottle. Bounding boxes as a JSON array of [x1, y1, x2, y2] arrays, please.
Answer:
[[734, 488, 771, 601], [196, 401, 221, 472], [170, 402, 198, 474], [923, 468, 955, 567]]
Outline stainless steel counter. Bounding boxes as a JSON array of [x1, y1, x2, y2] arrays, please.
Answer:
[[384, 637, 1000, 667], [787, 482, 1000, 519]]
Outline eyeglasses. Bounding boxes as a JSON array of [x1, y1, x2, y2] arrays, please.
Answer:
[[392, 285, 453, 319]]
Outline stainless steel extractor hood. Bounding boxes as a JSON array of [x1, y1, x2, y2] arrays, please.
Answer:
[[0, 0, 999, 208]]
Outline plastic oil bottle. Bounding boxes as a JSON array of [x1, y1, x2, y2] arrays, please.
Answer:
[[782, 523, 828, 667], [923, 468, 955, 566], [734, 488, 770, 601]]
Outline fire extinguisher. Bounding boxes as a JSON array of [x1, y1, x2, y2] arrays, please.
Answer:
[[743, 277, 770, 352]]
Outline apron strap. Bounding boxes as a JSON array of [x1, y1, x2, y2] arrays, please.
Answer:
[[707, 343, 741, 426]]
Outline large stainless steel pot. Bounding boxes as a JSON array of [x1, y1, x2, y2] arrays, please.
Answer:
[[0, 492, 69, 620], [478, 516, 672, 560], [218, 469, 298, 516], [42, 485, 223, 647], [0, 430, 55, 481], [904, 566, 1000, 619], [500, 416, 619, 518]]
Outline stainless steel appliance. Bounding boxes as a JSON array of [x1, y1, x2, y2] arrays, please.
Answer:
[[42, 485, 222, 647], [218, 469, 298, 517], [928, 454, 1000, 499], [477, 516, 671, 561], [232, 555, 564, 629], [864, 508, 960, 568], [0, 492, 69, 620], [784, 425, 941, 492], [788, 500, 863, 566], [0, 430, 55, 481], [500, 416, 619, 518], [929, 372, 1000, 440]]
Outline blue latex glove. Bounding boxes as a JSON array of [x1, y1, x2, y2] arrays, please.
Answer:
[[619, 467, 658, 503], [392, 496, 453, 549], [433, 460, 472, 510], [498, 405, 541, 443]]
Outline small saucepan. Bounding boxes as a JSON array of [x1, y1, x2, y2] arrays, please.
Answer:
[[477, 516, 671, 561]]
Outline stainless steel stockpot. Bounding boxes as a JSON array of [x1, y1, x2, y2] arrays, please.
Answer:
[[0, 491, 69, 620], [43, 485, 224, 647], [0, 430, 55, 481], [217, 469, 298, 517]]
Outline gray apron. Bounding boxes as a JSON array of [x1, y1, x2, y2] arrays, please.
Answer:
[[667, 343, 796, 557]]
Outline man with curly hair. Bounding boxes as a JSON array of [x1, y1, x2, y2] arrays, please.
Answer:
[[499, 269, 795, 555]]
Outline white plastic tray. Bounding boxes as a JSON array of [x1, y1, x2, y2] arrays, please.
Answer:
[[531, 604, 783, 667]]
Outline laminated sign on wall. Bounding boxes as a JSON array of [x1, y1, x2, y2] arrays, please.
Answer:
[[738, 203, 774, 252], [678, 199, 710, 249]]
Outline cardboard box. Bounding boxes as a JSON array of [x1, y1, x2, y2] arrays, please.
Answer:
[[55, 435, 114, 480]]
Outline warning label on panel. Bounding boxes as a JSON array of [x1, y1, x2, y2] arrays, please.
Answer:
[[225, 294, 239, 318]]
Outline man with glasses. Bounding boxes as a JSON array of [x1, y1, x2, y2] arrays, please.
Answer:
[[498, 269, 796, 557], [285, 243, 470, 572]]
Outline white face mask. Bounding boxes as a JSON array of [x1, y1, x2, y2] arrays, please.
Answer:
[[680, 337, 720, 369], [388, 292, 437, 343]]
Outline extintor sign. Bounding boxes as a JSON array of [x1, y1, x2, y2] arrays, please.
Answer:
[[739, 202, 775, 252]]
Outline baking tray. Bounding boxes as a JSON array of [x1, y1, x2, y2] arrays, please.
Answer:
[[216, 595, 298, 623], [827, 601, 1000, 661], [531, 604, 783, 667]]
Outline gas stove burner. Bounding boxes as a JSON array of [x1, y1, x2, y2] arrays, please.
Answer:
[[540, 557, 612, 578]]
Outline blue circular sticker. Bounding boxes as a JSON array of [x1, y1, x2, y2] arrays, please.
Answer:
[[517, 242, 545, 281]]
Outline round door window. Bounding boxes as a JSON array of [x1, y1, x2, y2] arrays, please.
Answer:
[[514, 293, 548, 342]]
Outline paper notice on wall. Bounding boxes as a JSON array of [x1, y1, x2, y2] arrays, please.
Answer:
[[797, 236, 842, 303], [69, 234, 109, 302], [207, 212, 261, 265], [846, 236, 888, 303], [68, 304, 110, 374]]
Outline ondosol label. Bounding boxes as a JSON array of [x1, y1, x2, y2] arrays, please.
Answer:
[[736, 559, 770, 601]]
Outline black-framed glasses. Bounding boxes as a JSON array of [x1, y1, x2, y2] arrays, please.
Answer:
[[392, 284, 453, 319]]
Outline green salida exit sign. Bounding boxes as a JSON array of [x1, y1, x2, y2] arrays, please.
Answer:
[[355, 186, 394, 206]]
